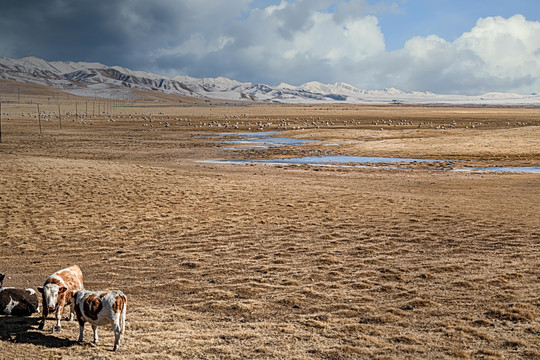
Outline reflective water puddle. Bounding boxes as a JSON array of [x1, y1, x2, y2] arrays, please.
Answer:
[[220, 131, 319, 147], [223, 155, 440, 164]]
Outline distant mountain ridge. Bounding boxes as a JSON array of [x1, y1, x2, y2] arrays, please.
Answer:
[[1, 56, 539, 105]]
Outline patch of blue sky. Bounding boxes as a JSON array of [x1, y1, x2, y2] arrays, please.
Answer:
[[373, 0, 540, 50]]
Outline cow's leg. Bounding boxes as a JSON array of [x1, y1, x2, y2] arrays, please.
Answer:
[[77, 319, 85, 342], [111, 316, 123, 351], [67, 302, 74, 321], [53, 306, 62, 332], [38, 298, 48, 330], [92, 325, 99, 344]]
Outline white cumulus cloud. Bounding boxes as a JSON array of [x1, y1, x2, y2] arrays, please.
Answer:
[[456, 15, 540, 79], [161, 0, 386, 85]]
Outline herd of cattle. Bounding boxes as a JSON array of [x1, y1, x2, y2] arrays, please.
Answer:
[[0, 265, 127, 351]]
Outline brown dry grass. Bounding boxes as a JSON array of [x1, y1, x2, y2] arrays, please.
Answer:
[[1, 89, 539, 359]]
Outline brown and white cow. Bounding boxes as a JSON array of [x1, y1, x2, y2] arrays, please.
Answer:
[[71, 289, 127, 351], [38, 265, 84, 332], [0, 273, 40, 316]]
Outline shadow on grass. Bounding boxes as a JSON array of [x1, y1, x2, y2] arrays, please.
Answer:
[[0, 316, 77, 348]]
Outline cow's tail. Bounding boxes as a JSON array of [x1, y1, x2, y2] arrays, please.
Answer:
[[113, 294, 127, 351], [120, 299, 126, 335]]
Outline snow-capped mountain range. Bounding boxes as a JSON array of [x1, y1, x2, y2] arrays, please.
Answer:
[[1, 56, 539, 105]]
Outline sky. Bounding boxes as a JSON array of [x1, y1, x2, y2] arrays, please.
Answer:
[[1, 0, 540, 95]]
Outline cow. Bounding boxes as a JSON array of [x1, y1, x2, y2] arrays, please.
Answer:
[[70, 289, 127, 351], [37, 265, 84, 332], [0, 273, 40, 316]]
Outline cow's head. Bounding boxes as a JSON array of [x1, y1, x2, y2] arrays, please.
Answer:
[[0, 273, 5, 287], [38, 284, 67, 311]]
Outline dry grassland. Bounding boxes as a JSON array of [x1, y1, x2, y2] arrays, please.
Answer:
[[1, 88, 539, 359]]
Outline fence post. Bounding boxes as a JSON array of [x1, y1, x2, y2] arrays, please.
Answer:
[[37, 103, 42, 136], [58, 102, 62, 129]]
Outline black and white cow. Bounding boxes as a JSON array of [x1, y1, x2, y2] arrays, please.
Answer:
[[0, 272, 40, 316]]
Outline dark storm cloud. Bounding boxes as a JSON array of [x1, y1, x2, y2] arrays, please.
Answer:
[[0, 0, 249, 70], [1, 1, 135, 65]]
